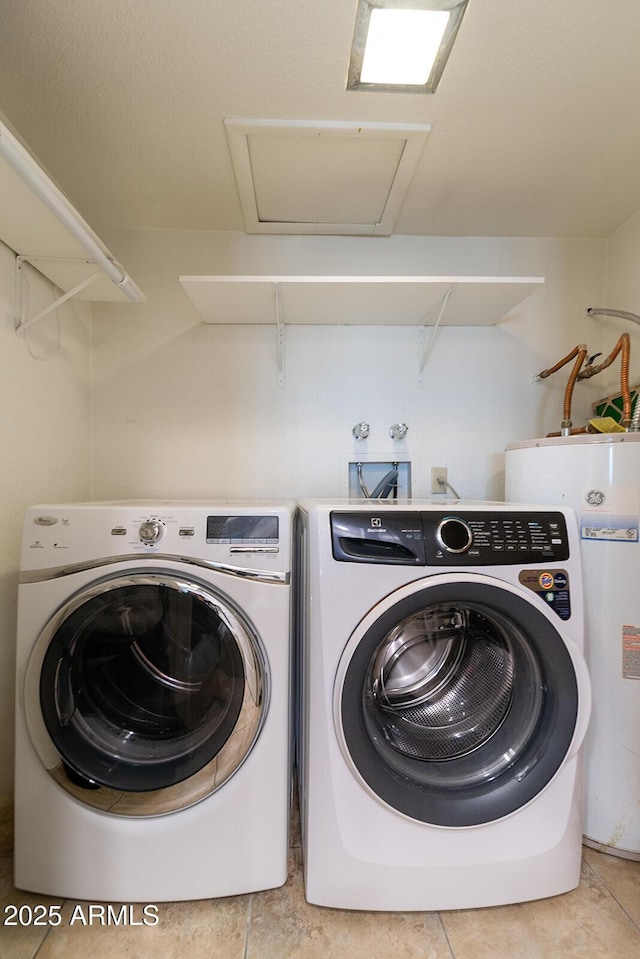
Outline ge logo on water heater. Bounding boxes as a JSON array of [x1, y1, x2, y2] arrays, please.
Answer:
[[585, 489, 606, 507]]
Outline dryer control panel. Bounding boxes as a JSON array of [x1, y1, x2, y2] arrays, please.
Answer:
[[20, 503, 293, 576]]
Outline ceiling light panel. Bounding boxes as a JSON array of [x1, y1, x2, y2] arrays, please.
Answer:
[[360, 10, 449, 85], [348, 0, 470, 94]]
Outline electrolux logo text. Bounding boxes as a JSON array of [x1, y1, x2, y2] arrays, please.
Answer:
[[369, 517, 387, 533]]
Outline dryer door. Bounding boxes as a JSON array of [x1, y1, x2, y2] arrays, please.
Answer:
[[25, 572, 268, 816], [334, 573, 589, 827]]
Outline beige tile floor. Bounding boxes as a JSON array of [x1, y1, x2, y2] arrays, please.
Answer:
[[1, 813, 639, 959]]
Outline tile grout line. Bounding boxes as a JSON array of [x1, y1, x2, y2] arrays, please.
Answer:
[[30, 898, 68, 959], [582, 853, 640, 935], [243, 893, 253, 959], [436, 911, 457, 959]]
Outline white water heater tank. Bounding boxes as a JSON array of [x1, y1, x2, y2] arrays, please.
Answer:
[[505, 433, 640, 860]]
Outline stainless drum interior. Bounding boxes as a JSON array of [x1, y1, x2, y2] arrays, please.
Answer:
[[369, 604, 516, 761], [339, 577, 578, 826]]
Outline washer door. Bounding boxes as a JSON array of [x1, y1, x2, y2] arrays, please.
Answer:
[[25, 571, 268, 816], [335, 574, 587, 827]]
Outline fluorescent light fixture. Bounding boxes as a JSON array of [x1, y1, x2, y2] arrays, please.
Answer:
[[360, 10, 449, 85], [348, 0, 470, 94]]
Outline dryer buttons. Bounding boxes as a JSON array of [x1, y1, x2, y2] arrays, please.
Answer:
[[436, 517, 473, 554], [138, 519, 164, 545]]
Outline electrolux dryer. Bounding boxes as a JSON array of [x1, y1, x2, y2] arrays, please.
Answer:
[[15, 501, 294, 902], [297, 500, 591, 911]]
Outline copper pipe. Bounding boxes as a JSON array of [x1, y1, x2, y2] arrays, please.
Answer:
[[578, 333, 632, 426], [546, 426, 589, 437], [538, 344, 588, 379], [538, 344, 588, 433]]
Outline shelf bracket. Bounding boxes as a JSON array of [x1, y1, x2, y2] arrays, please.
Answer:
[[15, 255, 101, 335], [273, 282, 286, 387], [417, 284, 454, 387]]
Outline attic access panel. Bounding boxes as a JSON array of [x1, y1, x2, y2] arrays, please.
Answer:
[[225, 119, 430, 235]]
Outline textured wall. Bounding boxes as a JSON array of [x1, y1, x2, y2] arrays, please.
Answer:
[[607, 210, 640, 317], [91, 231, 609, 504], [0, 241, 91, 831]]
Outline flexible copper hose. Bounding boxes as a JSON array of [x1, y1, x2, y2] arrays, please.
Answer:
[[538, 344, 588, 431], [563, 347, 589, 425], [577, 333, 632, 426], [538, 344, 588, 380]]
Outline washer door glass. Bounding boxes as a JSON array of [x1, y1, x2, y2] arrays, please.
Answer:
[[28, 573, 268, 816], [337, 580, 580, 826]]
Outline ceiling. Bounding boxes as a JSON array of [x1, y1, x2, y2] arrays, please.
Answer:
[[1, 0, 640, 240]]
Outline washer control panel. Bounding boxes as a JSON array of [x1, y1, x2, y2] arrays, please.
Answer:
[[331, 510, 570, 566], [423, 511, 570, 565]]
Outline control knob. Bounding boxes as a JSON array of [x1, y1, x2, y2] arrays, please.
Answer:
[[436, 517, 473, 554], [138, 519, 164, 545]]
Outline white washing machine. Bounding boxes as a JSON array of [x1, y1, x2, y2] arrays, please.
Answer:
[[297, 500, 591, 911], [15, 501, 294, 902]]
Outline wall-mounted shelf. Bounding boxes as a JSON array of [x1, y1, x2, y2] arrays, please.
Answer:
[[179, 274, 544, 327], [179, 274, 544, 387], [0, 117, 144, 334]]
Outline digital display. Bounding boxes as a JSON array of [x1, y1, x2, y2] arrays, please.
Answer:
[[206, 515, 279, 544]]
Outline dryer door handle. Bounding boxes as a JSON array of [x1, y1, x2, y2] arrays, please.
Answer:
[[230, 546, 280, 554]]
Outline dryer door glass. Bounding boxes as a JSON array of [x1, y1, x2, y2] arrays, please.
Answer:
[[30, 573, 267, 815], [338, 580, 580, 826]]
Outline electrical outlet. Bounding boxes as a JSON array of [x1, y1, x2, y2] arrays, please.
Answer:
[[431, 467, 448, 494]]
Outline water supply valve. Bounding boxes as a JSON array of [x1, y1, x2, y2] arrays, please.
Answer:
[[352, 422, 370, 440], [389, 423, 409, 441]]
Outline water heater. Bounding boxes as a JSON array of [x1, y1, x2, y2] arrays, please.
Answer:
[[505, 433, 640, 860]]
